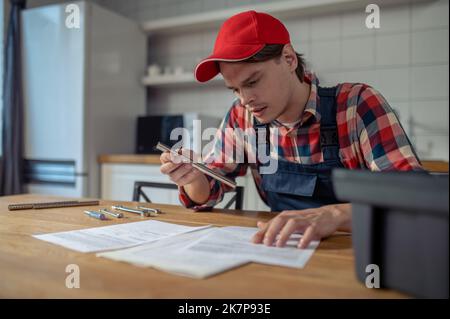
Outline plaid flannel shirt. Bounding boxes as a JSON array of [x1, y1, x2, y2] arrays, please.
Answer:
[[179, 71, 423, 210]]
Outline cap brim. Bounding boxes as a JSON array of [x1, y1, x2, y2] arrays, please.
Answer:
[[194, 43, 265, 82]]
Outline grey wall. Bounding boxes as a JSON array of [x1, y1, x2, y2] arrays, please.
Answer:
[[23, 0, 449, 161]]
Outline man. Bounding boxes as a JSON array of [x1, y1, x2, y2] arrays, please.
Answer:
[[159, 11, 423, 249]]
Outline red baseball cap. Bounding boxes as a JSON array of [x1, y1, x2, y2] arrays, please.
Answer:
[[194, 10, 291, 83]]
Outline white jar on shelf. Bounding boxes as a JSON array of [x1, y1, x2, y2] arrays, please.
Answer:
[[147, 64, 161, 77]]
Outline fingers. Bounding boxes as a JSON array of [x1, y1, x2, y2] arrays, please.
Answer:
[[173, 165, 201, 186], [160, 151, 171, 164], [257, 221, 267, 229], [160, 161, 183, 175], [260, 214, 292, 247], [253, 208, 341, 249], [252, 212, 300, 245], [169, 163, 191, 181], [159, 145, 208, 188], [170, 148, 188, 164], [276, 219, 308, 247], [160, 148, 191, 175], [171, 164, 203, 187], [298, 225, 317, 249], [160, 148, 190, 164], [252, 222, 268, 244]]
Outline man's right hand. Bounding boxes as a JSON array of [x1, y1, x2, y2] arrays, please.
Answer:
[[159, 149, 210, 204], [159, 149, 203, 186]]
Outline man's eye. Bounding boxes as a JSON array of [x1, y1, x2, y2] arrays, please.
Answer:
[[248, 80, 258, 86]]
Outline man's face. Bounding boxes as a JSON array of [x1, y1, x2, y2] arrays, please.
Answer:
[[219, 55, 294, 124]]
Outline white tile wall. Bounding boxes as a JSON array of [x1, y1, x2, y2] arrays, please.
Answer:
[[411, 28, 449, 64], [414, 135, 449, 160], [376, 4, 410, 34], [342, 9, 375, 37], [341, 36, 375, 68], [310, 14, 341, 40], [411, 65, 449, 99], [284, 18, 310, 46], [410, 100, 449, 136], [28, 0, 449, 161], [376, 33, 410, 66], [341, 69, 378, 88], [319, 72, 346, 87], [376, 67, 410, 101], [411, 0, 449, 30], [310, 40, 341, 71], [391, 101, 411, 136]]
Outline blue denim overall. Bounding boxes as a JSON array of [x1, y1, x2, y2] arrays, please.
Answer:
[[255, 86, 346, 212]]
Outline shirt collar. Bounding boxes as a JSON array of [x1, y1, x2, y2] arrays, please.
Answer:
[[271, 71, 321, 134], [301, 70, 321, 124]]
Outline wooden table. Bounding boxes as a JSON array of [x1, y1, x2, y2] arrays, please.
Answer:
[[0, 194, 407, 298]]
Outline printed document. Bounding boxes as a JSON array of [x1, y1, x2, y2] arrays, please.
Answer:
[[98, 228, 250, 278], [183, 226, 319, 268], [33, 220, 211, 253], [98, 226, 319, 278]]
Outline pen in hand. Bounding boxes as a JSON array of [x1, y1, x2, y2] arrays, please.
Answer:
[[155, 142, 237, 189]]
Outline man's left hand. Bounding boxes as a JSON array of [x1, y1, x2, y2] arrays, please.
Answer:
[[252, 203, 352, 249]]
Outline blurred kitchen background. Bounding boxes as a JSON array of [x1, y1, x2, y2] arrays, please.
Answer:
[[0, 0, 448, 211]]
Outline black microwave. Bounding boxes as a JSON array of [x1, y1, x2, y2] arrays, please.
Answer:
[[136, 114, 220, 154], [136, 115, 183, 154]]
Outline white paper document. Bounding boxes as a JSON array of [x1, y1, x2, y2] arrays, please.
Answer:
[[98, 225, 319, 278], [98, 228, 250, 279], [184, 226, 320, 268], [33, 220, 211, 253]]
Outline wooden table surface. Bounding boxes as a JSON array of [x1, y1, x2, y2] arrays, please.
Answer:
[[0, 194, 407, 298]]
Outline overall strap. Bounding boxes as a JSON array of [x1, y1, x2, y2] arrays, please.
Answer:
[[253, 117, 270, 162], [317, 86, 340, 162]]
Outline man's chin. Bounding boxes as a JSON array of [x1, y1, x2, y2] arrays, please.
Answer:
[[255, 115, 274, 124]]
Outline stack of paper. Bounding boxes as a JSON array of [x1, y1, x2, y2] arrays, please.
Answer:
[[33, 220, 319, 278], [33, 220, 211, 253], [98, 225, 319, 278], [98, 228, 250, 278]]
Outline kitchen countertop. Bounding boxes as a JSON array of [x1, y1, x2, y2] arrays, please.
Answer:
[[98, 154, 161, 165], [98, 154, 449, 173]]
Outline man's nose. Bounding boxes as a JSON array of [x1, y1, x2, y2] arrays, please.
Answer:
[[240, 89, 255, 106]]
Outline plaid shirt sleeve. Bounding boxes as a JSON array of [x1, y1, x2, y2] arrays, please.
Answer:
[[352, 85, 423, 171], [178, 103, 249, 211]]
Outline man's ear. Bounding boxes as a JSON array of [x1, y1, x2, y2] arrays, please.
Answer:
[[282, 44, 298, 72]]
